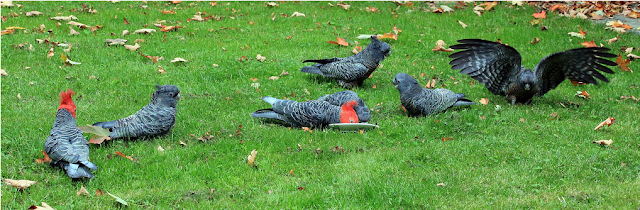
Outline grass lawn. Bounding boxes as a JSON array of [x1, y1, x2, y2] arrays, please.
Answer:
[[2, 1, 639, 209]]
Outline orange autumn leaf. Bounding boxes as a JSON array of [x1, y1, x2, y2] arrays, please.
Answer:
[[575, 90, 591, 99], [114, 151, 134, 161], [123, 17, 129, 25], [532, 10, 546, 19], [570, 80, 586, 85], [611, 21, 633, 29], [160, 10, 176, 14], [616, 53, 633, 72], [96, 189, 105, 196], [478, 2, 498, 11], [594, 117, 615, 130], [425, 79, 436, 89], [376, 32, 398, 40], [580, 40, 597, 48], [326, 37, 348, 46], [35, 151, 51, 164], [441, 137, 454, 142], [579, 26, 587, 36], [479, 98, 489, 105], [432, 46, 454, 52], [549, 4, 564, 12]]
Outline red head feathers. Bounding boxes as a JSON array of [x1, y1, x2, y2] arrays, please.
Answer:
[[339, 100, 359, 123], [58, 89, 76, 118]]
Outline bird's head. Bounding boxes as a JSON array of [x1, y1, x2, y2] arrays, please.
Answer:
[[393, 73, 419, 92], [58, 89, 76, 118], [152, 85, 181, 107], [520, 70, 536, 91], [339, 100, 359, 123], [370, 36, 391, 57]]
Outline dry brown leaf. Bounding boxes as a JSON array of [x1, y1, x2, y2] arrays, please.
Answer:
[[96, 189, 105, 196], [479, 98, 489, 105], [133, 28, 156, 34], [366, 6, 378, 12], [336, 2, 350, 10], [592, 139, 613, 145], [46, 47, 54, 59], [170, 57, 189, 63], [28, 202, 54, 210], [256, 54, 266, 62], [247, 149, 257, 167], [376, 32, 398, 40], [532, 10, 546, 19], [77, 186, 90, 196], [457, 20, 467, 28], [607, 35, 619, 44], [627, 53, 640, 60], [265, 2, 278, 7], [114, 151, 134, 161], [432, 46, 454, 52], [67, 21, 89, 29], [50, 15, 79, 21], [326, 37, 348, 46], [425, 79, 436, 89], [530, 37, 540, 44], [124, 43, 140, 51], [575, 90, 591, 99], [549, 112, 558, 120], [581, 40, 597, 48], [519, 118, 525, 123], [158, 66, 166, 74], [279, 69, 289, 76], [290, 12, 305, 17], [25, 11, 43, 17], [160, 9, 176, 14], [436, 183, 446, 187], [616, 53, 633, 72], [35, 151, 51, 164], [3, 179, 37, 190], [69, 27, 80, 36], [268, 76, 279, 80], [594, 117, 615, 130], [478, 1, 498, 11]]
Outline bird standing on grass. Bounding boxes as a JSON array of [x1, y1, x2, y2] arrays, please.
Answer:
[[393, 73, 475, 116], [93, 85, 180, 139], [45, 89, 97, 179], [251, 96, 359, 128], [301, 36, 391, 89], [449, 39, 617, 104]]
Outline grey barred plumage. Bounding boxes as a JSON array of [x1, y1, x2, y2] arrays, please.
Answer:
[[251, 96, 355, 128], [317, 90, 371, 123], [301, 36, 391, 89], [45, 109, 97, 179], [93, 85, 180, 139], [449, 39, 617, 104], [393, 73, 475, 116]]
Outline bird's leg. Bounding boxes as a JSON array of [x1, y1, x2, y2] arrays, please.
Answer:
[[507, 95, 517, 105]]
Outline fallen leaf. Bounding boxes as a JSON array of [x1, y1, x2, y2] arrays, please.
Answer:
[[457, 20, 467, 28], [575, 90, 591, 99], [290, 12, 305, 17], [50, 15, 78, 21], [61, 53, 81, 66], [425, 79, 436, 88], [627, 53, 640, 60], [519, 118, 525, 123], [77, 186, 89, 196], [133, 28, 156, 34], [266, 2, 278, 7], [568, 32, 585, 39], [441, 137, 454, 142], [25, 11, 43, 17], [160, 9, 176, 14], [68, 27, 80, 36], [579, 26, 587, 36], [479, 98, 489, 105], [549, 112, 558, 120], [157, 146, 165, 152], [107, 192, 128, 206], [256, 54, 266, 62], [170, 57, 189, 63], [616, 53, 632, 72], [78, 125, 111, 144], [67, 21, 89, 29], [377, 32, 398, 40], [139, 52, 162, 63], [3, 179, 37, 190], [124, 43, 140, 51], [35, 151, 51, 164], [440, 5, 454, 13], [436, 183, 446, 187], [247, 149, 257, 167], [336, 2, 350, 10], [279, 70, 289, 76], [478, 1, 497, 11], [268, 76, 279, 80], [532, 10, 546, 19], [326, 37, 348, 46], [620, 95, 639, 101], [96, 189, 105, 196], [607, 35, 619, 44], [123, 17, 129, 25], [525, 38, 541, 46], [592, 139, 613, 145], [594, 117, 615, 130], [581, 40, 597, 48], [28, 202, 54, 210], [366, 7, 378, 12], [432, 46, 454, 52], [46, 47, 54, 59], [114, 151, 134, 161], [158, 66, 166, 74], [105, 38, 127, 46], [250, 78, 258, 82], [179, 141, 187, 146]]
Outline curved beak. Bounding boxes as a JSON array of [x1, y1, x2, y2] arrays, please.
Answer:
[[524, 84, 531, 91]]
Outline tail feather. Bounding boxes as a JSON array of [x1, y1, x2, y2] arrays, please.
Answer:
[[81, 160, 98, 170], [261, 96, 278, 105], [452, 94, 476, 107], [93, 120, 116, 129], [303, 58, 340, 64], [301, 66, 324, 75], [251, 109, 285, 121]]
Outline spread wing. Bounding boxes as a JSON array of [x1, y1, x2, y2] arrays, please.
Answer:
[[534, 47, 616, 96], [449, 39, 522, 95]]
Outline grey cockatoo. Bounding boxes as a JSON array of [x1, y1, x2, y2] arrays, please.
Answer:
[[251, 96, 359, 128], [449, 39, 617, 104], [45, 89, 97, 179], [301, 36, 391, 89], [93, 85, 180, 139], [393, 73, 475, 116], [317, 90, 371, 123]]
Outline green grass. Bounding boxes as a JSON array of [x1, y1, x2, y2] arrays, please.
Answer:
[[2, 1, 640, 209]]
